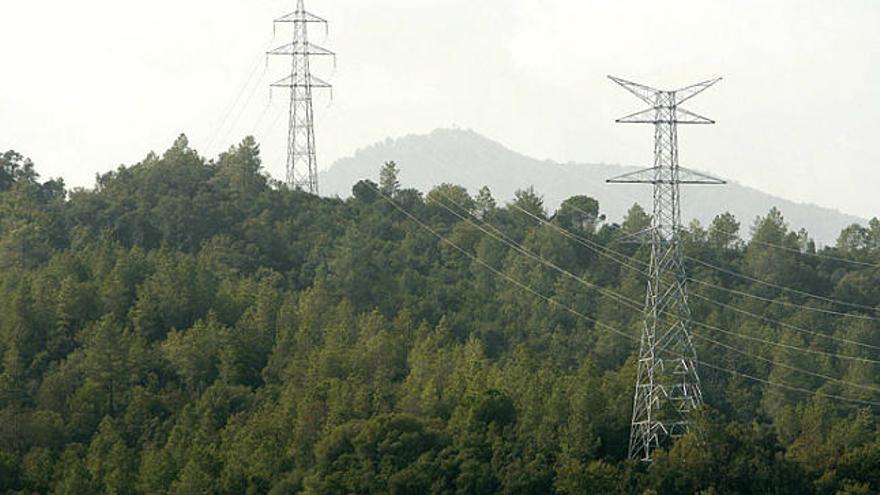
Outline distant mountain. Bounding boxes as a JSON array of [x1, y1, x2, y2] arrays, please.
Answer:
[[319, 128, 865, 245]]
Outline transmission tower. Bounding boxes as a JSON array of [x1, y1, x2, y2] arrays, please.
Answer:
[[606, 75, 724, 462], [268, 0, 334, 194]]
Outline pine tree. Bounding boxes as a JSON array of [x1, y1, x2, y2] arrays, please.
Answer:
[[379, 161, 400, 196]]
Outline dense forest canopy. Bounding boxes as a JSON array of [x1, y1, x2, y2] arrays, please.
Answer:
[[1, 135, 880, 494]]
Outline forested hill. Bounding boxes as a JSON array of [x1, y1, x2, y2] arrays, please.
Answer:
[[1, 136, 880, 494], [319, 128, 865, 246]]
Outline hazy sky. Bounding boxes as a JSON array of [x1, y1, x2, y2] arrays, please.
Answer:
[[1, 0, 878, 218]]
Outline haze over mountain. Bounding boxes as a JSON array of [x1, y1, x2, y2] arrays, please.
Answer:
[[320, 128, 865, 246]]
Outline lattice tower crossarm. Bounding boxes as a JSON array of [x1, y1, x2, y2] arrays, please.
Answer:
[[606, 75, 724, 463], [268, 0, 334, 194]]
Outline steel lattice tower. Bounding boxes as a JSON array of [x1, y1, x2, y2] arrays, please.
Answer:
[[606, 75, 724, 462], [268, 0, 334, 193]]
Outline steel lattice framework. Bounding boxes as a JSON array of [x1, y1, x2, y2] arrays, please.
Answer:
[[268, 0, 334, 194], [607, 75, 724, 462]]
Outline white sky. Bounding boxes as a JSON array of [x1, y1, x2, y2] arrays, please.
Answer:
[[1, 0, 878, 218]]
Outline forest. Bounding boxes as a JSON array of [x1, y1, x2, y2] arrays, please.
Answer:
[[1, 135, 880, 494]]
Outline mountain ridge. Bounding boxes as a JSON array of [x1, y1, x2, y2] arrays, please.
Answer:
[[319, 128, 866, 245]]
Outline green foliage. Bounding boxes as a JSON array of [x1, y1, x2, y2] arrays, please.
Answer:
[[0, 142, 878, 493], [513, 186, 545, 219], [474, 186, 497, 219], [709, 212, 742, 251], [380, 161, 401, 196], [556, 195, 604, 234], [622, 203, 651, 235]]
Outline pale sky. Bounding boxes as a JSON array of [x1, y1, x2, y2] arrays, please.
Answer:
[[1, 0, 878, 218]]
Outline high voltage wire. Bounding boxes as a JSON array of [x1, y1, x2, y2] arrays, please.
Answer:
[[206, 59, 263, 150], [688, 292, 880, 354], [215, 67, 269, 154], [528, 203, 880, 355], [695, 360, 880, 408], [206, 34, 276, 154], [436, 190, 880, 364], [399, 151, 880, 360], [601, 188, 880, 270], [368, 183, 880, 408], [409, 150, 652, 278], [255, 106, 289, 175], [429, 189, 880, 365], [247, 102, 274, 139], [691, 329, 880, 394], [714, 225, 880, 269], [500, 197, 880, 353], [686, 255, 880, 313], [411, 145, 880, 357], [426, 192, 644, 311], [688, 313, 880, 365], [688, 277, 880, 322], [562, 203, 880, 320], [508, 202, 651, 276], [526, 201, 880, 323]]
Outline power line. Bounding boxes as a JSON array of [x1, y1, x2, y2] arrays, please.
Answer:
[[689, 278, 880, 322], [435, 189, 880, 364], [214, 67, 269, 154], [410, 144, 650, 278], [380, 140, 880, 410], [538, 202, 880, 355], [691, 330, 880, 394], [206, 58, 264, 152], [689, 313, 880, 365], [408, 153, 880, 414], [605, 186, 880, 270], [696, 360, 880, 408], [247, 101, 274, 139], [520, 201, 880, 325], [689, 292, 880, 354], [427, 191, 644, 311], [508, 202, 650, 276], [686, 255, 880, 313], [369, 182, 880, 409], [207, 34, 276, 154], [720, 226, 880, 269]]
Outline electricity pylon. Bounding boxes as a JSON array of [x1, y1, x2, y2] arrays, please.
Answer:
[[268, 0, 334, 194], [607, 75, 724, 462]]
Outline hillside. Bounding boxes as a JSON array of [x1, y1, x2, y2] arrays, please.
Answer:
[[1, 138, 879, 493], [320, 128, 866, 245]]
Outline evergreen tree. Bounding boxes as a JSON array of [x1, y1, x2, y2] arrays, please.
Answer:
[[379, 161, 401, 196], [0, 142, 875, 493]]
